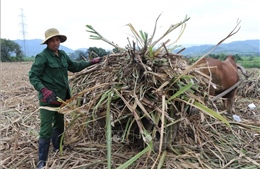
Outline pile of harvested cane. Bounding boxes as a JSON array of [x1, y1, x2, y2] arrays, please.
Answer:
[[237, 69, 260, 99], [54, 15, 259, 168]]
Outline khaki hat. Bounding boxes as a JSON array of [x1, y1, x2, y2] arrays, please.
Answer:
[[41, 28, 67, 44]]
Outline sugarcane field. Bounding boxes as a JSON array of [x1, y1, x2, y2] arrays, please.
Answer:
[[1, 16, 260, 169]]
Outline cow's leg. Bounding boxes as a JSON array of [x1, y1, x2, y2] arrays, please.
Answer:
[[226, 88, 237, 114], [222, 99, 228, 112], [226, 98, 232, 114]]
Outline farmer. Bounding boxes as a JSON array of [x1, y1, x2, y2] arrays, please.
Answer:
[[28, 28, 101, 168]]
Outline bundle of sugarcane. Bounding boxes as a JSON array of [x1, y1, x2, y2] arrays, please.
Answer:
[[57, 14, 232, 150]]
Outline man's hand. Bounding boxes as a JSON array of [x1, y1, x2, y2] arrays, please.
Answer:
[[91, 57, 102, 64], [41, 87, 57, 103]]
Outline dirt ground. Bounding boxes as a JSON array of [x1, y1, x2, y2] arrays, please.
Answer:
[[0, 62, 259, 168]]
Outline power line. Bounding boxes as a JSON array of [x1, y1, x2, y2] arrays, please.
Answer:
[[19, 8, 28, 56]]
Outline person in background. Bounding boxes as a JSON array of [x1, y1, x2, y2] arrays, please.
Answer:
[[28, 28, 102, 169]]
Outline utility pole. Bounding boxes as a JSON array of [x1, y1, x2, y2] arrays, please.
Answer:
[[19, 8, 28, 56]]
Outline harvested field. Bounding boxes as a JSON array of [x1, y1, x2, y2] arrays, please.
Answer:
[[0, 62, 259, 169]]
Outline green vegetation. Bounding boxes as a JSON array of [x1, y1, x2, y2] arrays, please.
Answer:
[[69, 47, 112, 61], [1, 38, 24, 62], [188, 54, 260, 68], [22, 57, 35, 62], [237, 56, 260, 68]]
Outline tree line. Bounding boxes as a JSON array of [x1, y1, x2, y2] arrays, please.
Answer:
[[0, 38, 119, 62]]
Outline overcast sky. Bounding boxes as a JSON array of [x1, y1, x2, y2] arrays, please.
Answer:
[[1, 0, 259, 50]]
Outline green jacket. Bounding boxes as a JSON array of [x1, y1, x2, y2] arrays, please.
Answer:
[[29, 47, 92, 102]]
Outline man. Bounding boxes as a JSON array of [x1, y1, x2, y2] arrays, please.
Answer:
[[29, 28, 101, 168]]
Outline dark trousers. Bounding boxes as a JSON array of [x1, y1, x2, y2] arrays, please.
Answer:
[[39, 103, 64, 139]]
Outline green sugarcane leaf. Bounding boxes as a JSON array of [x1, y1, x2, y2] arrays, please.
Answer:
[[148, 46, 154, 58], [157, 150, 167, 169], [193, 101, 230, 126], [94, 89, 111, 110], [167, 82, 193, 103], [116, 146, 151, 169]]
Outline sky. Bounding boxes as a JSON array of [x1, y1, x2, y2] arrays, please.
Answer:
[[1, 0, 260, 51]]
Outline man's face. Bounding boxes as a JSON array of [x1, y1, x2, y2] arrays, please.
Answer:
[[47, 36, 60, 52]]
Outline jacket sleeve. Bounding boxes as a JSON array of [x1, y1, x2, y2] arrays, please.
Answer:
[[28, 54, 46, 91]]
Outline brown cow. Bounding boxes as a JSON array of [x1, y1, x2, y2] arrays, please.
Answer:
[[196, 55, 248, 114]]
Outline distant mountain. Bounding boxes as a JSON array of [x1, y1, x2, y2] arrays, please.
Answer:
[[15, 39, 260, 57], [15, 39, 74, 56], [176, 39, 260, 57]]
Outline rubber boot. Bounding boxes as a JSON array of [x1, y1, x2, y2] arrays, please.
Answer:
[[52, 129, 63, 152], [37, 139, 50, 169]]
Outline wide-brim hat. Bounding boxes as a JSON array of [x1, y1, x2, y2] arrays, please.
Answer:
[[41, 28, 67, 44]]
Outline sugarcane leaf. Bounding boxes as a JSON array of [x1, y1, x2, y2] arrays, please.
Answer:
[[193, 101, 230, 126], [116, 146, 151, 169], [126, 23, 145, 47], [151, 15, 190, 48], [149, 12, 162, 44], [94, 89, 111, 110], [157, 150, 167, 169], [167, 82, 193, 103], [86, 24, 125, 51], [148, 46, 154, 58]]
